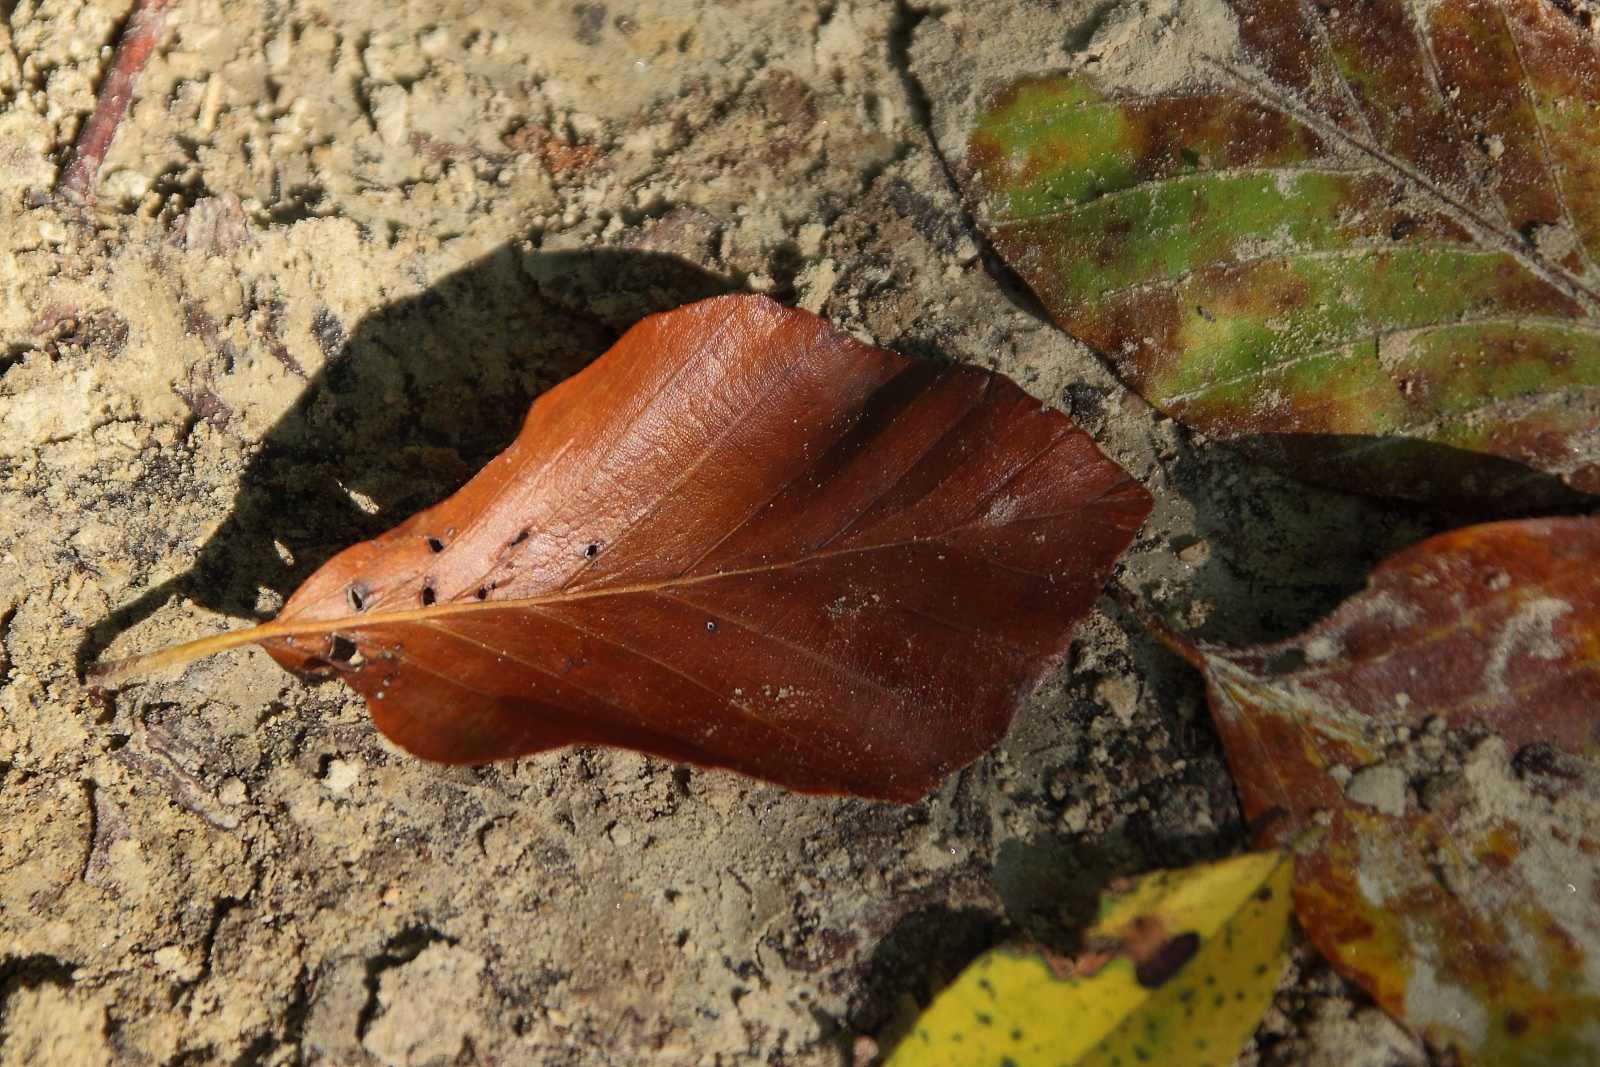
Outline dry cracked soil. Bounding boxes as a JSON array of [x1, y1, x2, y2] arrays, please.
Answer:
[[0, 0, 1467, 1063]]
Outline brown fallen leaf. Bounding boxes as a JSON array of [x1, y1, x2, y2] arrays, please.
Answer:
[[1124, 517, 1600, 1061], [93, 295, 1151, 801]]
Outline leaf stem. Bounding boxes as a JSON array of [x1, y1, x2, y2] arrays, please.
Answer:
[[1104, 578, 1206, 669], [56, 0, 172, 202], [86, 623, 277, 685]]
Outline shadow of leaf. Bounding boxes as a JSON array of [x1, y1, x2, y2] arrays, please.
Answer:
[[1237, 432, 1594, 514], [850, 813, 1243, 1053], [82, 244, 733, 672]]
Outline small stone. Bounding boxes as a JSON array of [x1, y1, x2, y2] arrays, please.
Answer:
[[152, 945, 200, 981], [1095, 676, 1139, 725], [218, 777, 247, 805], [323, 759, 360, 793], [1056, 800, 1091, 834], [1345, 764, 1407, 817], [1176, 539, 1209, 566]]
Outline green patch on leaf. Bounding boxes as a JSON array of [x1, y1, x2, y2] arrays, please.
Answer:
[[959, 0, 1600, 506]]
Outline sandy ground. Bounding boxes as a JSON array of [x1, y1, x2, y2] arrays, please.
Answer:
[[0, 0, 1460, 1063]]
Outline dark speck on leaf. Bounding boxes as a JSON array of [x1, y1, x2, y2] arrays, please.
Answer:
[[1136, 932, 1201, 988]]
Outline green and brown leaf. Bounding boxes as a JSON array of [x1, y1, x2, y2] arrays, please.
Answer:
[[958, 0, 1600, 506], [1132, 517, 1600, 1061]]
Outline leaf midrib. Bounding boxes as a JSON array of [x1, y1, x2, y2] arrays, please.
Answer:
[[1161, 312, 1600, 407], [259, 513, 1117, 648], [990, 41, 1600, 317], [1203, 55, 1600, 316]]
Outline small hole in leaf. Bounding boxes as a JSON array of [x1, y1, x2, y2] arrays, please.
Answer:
[[584, 543, 599, 559], [426, 537, 445, 553], [705, 620, 717, 632], [1266, 647, 1307, 675], [511, 529, 530, 546], [347, 588, 365, 612], [476, 587, 489, 600], [421, 586, 436, 606], [328, 635, 358, 662]]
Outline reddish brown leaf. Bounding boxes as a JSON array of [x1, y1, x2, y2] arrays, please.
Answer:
[[1131, 517, 1600, 1060], [94, 295, 1151, 801]]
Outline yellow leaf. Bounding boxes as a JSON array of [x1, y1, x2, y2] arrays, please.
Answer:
[[885, 851, 1293, 1067]]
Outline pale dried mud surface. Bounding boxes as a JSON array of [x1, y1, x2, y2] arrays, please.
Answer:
[[0, 0, 1473, 1063]]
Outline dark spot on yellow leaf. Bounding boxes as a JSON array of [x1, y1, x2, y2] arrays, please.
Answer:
[[1135, 932, 1200, 988]]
